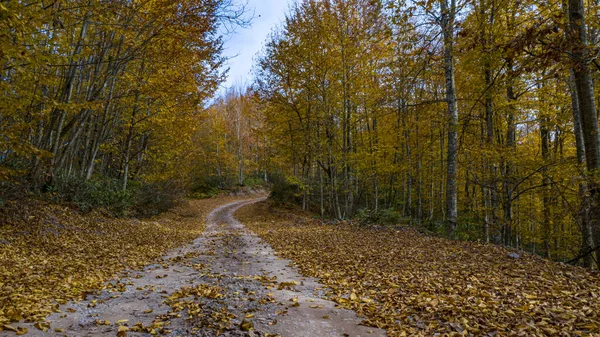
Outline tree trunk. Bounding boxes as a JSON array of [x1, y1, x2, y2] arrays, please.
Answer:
[[569, 0, 600, 268], [569, 71, 595, 268], [541, 114, 552, 258], [502, 57, 517, 246], [440, 0, 459, 237]]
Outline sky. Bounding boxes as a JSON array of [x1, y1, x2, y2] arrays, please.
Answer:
[[218, 0, 293, 96]]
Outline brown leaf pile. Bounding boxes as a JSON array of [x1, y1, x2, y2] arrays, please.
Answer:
[[0, 195, 244, 331], [163, 284, 234, 333], [237, 201, 600, 337]]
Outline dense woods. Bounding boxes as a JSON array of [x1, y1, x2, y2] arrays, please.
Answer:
[[3, 0, 600, 269], [0, 0, 245, 212], [249, 0, 600, 268], [4, 1, 600, 335]]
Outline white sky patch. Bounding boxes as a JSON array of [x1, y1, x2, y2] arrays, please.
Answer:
[[219, 0, 293, 95]]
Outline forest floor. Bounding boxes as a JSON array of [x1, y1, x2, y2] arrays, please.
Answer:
[[0, 193, 255, 336], [2, 195, 600, 337], [236, 201, 600, 337], [0, 195, 384, 337]]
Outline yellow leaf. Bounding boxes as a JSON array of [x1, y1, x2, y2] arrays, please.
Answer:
[[117, 325, 129, 337], [34, 321, 50, 332], [3, 325, 18, 332]]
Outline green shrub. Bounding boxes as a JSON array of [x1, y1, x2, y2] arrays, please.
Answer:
[[453, 221, 483, 241], [189, 178, 222, 199], [269, 174, 300, 205], [188, 189, 219, 199], [243, 176, 265, 187], [131, 180, 184, 216], [49, 175, 132, 215], [357, 208, 404, 226], [87, 179, 132, 214]]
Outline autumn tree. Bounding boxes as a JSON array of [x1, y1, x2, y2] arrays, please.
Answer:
[[192, 87, 269, 191], [251, 0, 600, 267], [1, 0, 247, 207]]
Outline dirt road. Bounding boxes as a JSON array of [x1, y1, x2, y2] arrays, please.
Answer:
[[8, 198, 385, 337]]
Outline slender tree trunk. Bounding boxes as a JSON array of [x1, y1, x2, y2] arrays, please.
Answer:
[[440, 0, 459, 237], [502, 57, 517, 246], [541, 114, 552, 258], [403, 109, 412, 218], [122, 105, 137, 191], [371, 111, 379, 211], [569, 71, 595, 268], [416, 114, 423, 224]]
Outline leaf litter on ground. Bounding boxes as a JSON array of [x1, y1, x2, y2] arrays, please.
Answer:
[[0, 195, 248, 332], [236, 200, 600, 337]]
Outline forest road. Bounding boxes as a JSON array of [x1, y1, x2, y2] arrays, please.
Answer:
[[8, 198, 386, 337]]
